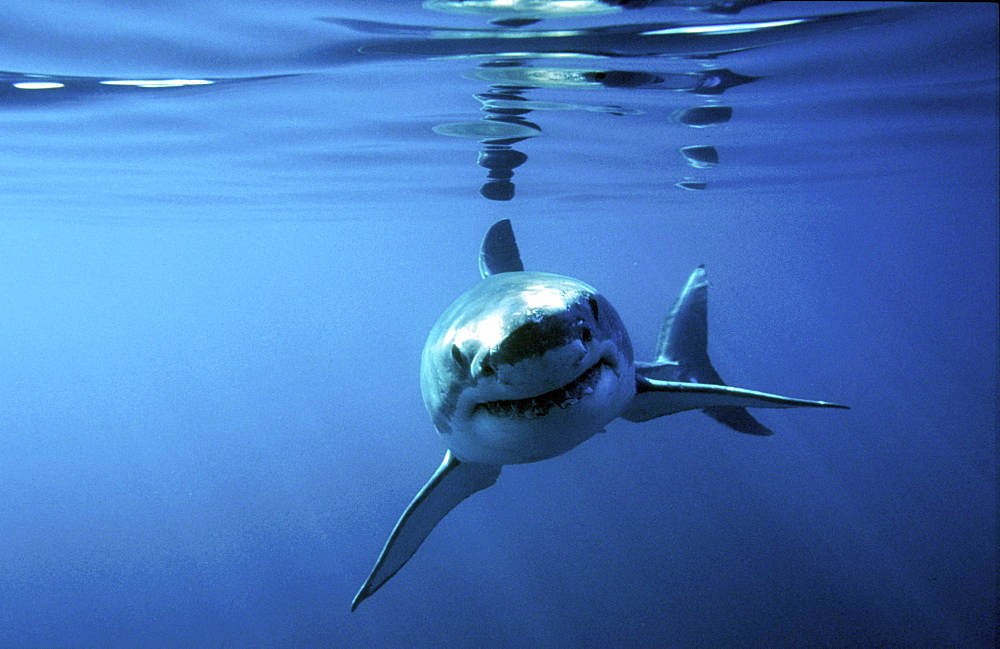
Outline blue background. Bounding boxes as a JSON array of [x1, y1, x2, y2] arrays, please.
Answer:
[[1, 2, 996, 647]]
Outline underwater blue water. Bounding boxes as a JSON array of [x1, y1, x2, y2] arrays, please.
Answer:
[[1, 2, 996, 647]]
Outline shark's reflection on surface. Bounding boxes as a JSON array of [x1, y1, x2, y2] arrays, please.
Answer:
[[433, 60, 755, 199], [321, 5, 908, 199]]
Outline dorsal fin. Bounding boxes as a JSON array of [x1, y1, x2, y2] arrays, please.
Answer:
[[479, 219, 525, 278]]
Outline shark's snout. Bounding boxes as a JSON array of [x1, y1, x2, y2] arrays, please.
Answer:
[[490, 339, 590, 393], [490, 313, 591, 368]]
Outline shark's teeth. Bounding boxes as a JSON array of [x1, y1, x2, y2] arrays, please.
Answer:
[[478, 360, 610, 419]]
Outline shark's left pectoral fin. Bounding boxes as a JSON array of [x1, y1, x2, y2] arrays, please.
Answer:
[[352, 451, 501, 611], [621, 376, 848, 425]]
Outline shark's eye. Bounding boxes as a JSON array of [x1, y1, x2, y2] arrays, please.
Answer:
[[588, 296, 600, 321], [581, 326, 592, 343], [479, 358, 495, 377], [451, 345, 469, 371]]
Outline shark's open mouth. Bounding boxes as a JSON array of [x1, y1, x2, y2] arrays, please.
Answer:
[[478, 359, 612, 419]]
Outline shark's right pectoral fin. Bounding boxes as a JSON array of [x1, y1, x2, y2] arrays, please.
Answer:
[[352, 450, 501, 611], [621, 376, 849, 426]]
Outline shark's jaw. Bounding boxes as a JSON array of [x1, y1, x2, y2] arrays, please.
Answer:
[[421, 272, 635, 465], [476, 357, 614, 420], [455, 351, 631, 465]]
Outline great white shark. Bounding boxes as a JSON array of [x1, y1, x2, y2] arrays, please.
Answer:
[[352, 219, 847, 610]]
